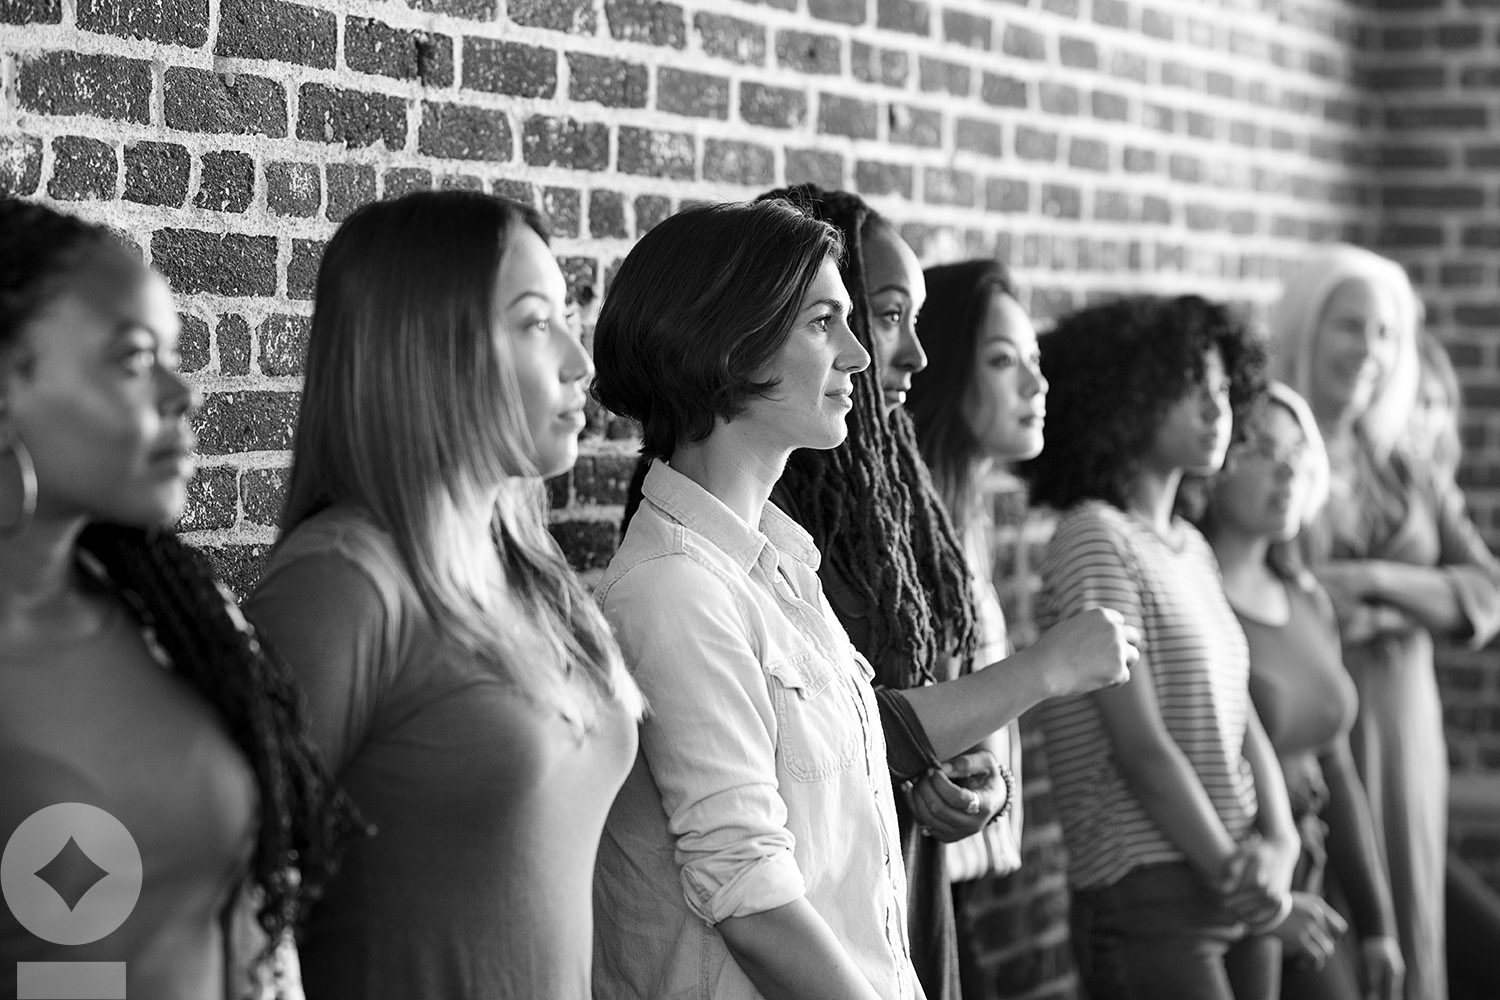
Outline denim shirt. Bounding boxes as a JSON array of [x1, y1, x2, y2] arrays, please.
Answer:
[[593, 460, 919, 1000]]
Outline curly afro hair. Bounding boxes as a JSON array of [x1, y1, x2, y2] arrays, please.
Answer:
[[1020, 294, 1267, 511]]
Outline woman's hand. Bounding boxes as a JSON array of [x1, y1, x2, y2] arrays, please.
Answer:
[[1319, 560, 1387, 604], [1274, 891, 1347, 968], [1029, 607, 1140, 700], [1359, 935, 1404, 1000], [907, 751, 1005, 842], [1220, 833, 1298, 929]]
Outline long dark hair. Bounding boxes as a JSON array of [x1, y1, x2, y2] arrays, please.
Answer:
[[908, 259, 1019, 526], [757, 185, 976, 689], [0, 197, 359, 965]]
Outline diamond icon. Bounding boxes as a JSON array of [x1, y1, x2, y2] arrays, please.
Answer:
[[32, 836, 109, 911]]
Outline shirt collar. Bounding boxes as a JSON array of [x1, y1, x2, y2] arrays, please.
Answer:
[[640, 459, 821, 575]]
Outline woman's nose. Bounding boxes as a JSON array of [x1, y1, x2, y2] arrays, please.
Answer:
[[158, 369, 201, 417], [893, 323, 927, 375]]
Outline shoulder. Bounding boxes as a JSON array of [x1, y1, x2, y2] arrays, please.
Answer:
[[252, 507, 412, 626], [1047, 501, 1134, 560]]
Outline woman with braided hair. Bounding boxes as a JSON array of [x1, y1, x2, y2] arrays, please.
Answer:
[[755, 185, 1136, 1000], [0, 198, 357, 997], [244, 191, 642, 1000]]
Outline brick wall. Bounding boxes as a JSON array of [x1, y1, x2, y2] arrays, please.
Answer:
[[1361, 0, 1500, 892], [4, 0, 1497, 996]]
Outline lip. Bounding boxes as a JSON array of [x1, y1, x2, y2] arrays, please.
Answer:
[[557, 409, 587, 428], [1018, 410, 1045, 426]]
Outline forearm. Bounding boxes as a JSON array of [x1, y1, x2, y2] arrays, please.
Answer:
[[1117, 742, 1239, 880], [898, 645, 1055, 761], [1320, 743, 1397, 938], [719, 898, 884, 1000], [1363, 560, 1469, 634], [1242, 711, 1298, 851]]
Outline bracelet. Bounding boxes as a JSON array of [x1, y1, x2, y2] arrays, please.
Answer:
[[993, 760, 1015, 820]]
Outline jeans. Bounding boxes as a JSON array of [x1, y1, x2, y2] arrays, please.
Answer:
[[1071, 862, 1282, 1000]]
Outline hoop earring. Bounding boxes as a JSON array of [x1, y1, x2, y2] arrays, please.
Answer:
[[0, 434, 37, 537]]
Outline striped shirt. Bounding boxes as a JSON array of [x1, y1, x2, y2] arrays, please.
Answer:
[[1034, 500, 1257, 891]]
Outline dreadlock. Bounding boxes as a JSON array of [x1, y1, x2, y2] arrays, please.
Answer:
[[756, 185, 976, 688], [0, 198, 362, 973]]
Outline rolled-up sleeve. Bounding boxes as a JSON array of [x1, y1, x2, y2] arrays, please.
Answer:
[[600, 554, 806, 925], [1432, 473, 1500, 648]]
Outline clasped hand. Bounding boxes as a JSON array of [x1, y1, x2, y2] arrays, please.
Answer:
[[905, 750, 1007, 842]]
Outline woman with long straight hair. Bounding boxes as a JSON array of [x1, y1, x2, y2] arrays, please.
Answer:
[[1270, 245, 1500, 1000], [244, 191, 640, 999], [0, 198, 354, 998], [755, 187, 1135, 1000]]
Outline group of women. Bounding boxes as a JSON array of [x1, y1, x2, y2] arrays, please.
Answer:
[[0, 185, 1494, 1000]]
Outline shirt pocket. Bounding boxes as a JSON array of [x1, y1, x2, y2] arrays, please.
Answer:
[[765, 651, 863, 782]]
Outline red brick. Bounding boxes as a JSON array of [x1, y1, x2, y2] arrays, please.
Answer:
[[808, 0, 864, 25], [510, 0, 593, 32], [818, 94, 879, 139], [346, 17, 453, 85], [855, 160, 912, 198], [918, 56, 970, 96], [986, 177, 1029, 213], [618, 127, 694, 179], [79, 0, 207, 45], [694, 12, 766, 65], [297, 84, 405, 149], [48, 136, 116, 201], [981, 73, 1028, 108], [217, 0, 335, 68], [777, 29, 842, 75], [568, 53, 648, 107], [852, 42, 908, 87], [266, 161, 320, 217], [589, 190, 628, 239], [657, 68, 730, 119], [154, 229, 277, 296], [1015, 126, 1059, 162], [543, 187, 581, 237], [523, 116, 608, 171], [889, 104, 942, 147], [877, 0, 929, 36], [258, 314, 309, 376], [942, 9, 991, 49], [325, 163, 376, 221], [166, 69, 286, 137], [703, 140, 775, 186], [955, 117, 1002, 156], [194, 150, 254, 213], [785, 149, 843, 190], [124, 142, 190, 207], [17, 52, 151, 124], [740, 83, 807, 129], [606, 0, 686, 47]]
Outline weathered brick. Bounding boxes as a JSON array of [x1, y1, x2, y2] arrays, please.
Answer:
[[889, 105, 942, 147], [510, 0, 592, 31], [658, 68, 729, 119], [986, 177, 1029, 213], [178, 313, 210, 372], [924, 167, 975, 206], [2, 0, 61, 23], [557, 257, 597, 304], [694, 12, 765, 65], [287, 239, 324, 299], [918, 57, 970, 96], [587, 190, 627, 239], [634, 194, 673, 234], [124, 142, 190, 207], [852, 42, 908, 87], [79, 0, 208, 45], [606, 0, 685, 47], [785, 149, 843, 190], [1015, 126, 1059, 162], [1169, 153, 1203, 183], [942, 9, 990, 49], [1094, 0, 1129, 27], [197, 543, 270, 602], [49, 136, 116, 201], [1385, 104, 1488, 129], [165, 69, 286, 137], [0, 135, 43, 197], [217, 0, 335, 68], [1002, 23, 1046, 60], [1069, 137, 1110, 171], [193, 150, 254, 213], [618, 127, 694, 179], [573, 452, 638, 505], [464, 39, 555, 98], [1041, 183, 1081, 219], [1142, 195, 1172, 224], [955, 117, 1002, 156], [1111, 49, 1149, 83], [818, 94, 879, 139], [266, 161, 320, 217], [1039, 82, 1080, 116], [346, 17, 453, 86], [522, 116, 608, 171], [178, 465, 237, 532], [740, 83, 807, 129], [326, 163, 377, 221], [258, 314, 309, 376], [440, 174, 484, 192], [1094, 188, 1131, 221], [568, 53, 648, 107], [1186, 110, 1217, 139], [703, 139, 775, 186], [855, 160, 912, 198], [419, 102, 511, 160], [1143, 102, 1175, 132], [877, 0, 929, 35], [808, 0, 863, 24], [1060, 36, 1098, 69], [492, 179, 536, 206], [17, 52, 151, 123], [154, 230, 277, 296], [297, 84, 405, 149], [777, 29, 842, 75], [1141, 6, 1175, 40], [1383, 185, 1484, 210], [1092, 89, 1130, 121], [981, 73, 1027, 108], [241, 468, 288, 527], [216, 314, 252, 375], [193, 390, 299, 454], [549, 519, 618, 572]]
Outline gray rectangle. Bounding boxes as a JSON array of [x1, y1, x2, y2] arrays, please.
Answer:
[[17, 962, 126, 999]]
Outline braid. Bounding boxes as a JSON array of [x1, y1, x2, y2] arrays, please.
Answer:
[[759, 185, 976, 688], [77, 525, 363, 968]]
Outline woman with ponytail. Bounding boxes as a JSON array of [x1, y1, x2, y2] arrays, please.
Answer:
[[0, 198, 356, 998], [244, 191, 641, 999]]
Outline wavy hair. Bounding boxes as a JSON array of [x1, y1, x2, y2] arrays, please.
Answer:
[[282, 191, 626, 719]]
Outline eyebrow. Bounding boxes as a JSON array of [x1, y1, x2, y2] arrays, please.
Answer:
[[867, 283, 909, 298], [801, 296, 849, 314], [505, 290, 556, 310]]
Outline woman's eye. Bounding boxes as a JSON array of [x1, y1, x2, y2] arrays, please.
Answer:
[[987, 352, 1018, 369], [121, 348, 157, 373], [811, 314, 832, 332]]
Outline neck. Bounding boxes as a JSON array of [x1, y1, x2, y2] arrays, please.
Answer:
[[0, 516, 89, 622], [1122, 465, 1182, 535], [1205, 522, 1272, 587], [1314, 397, 1358, 444], [669, 433, 787, 527]]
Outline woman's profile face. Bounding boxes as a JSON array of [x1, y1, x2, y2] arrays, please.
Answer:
[[738, 256, 869, 453], [1212, 401, 1311, 543], [1144, 346, 1232, 476], [861, 223, 927, 417], [961, 291, 1047, 462], [3, 249, 198, 528], [493, 224, 592, 479], [1309, 277, 1398, 422]]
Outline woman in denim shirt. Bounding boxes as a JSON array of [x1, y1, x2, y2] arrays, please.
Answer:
[[591, 199, 923, 1000]]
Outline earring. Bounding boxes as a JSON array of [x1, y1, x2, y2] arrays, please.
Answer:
[[0, 432, 37, 537]]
